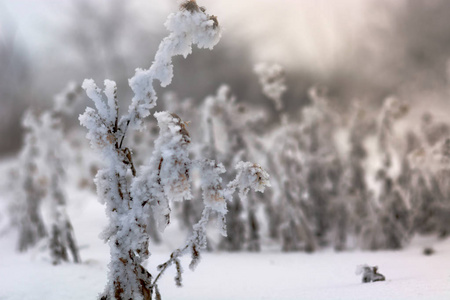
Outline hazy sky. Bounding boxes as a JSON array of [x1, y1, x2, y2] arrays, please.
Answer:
[[204, 0, 378, 70], [1, 0, 381, 72]]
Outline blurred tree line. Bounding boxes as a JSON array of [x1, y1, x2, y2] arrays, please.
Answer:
[[0, 0, 450, 149], [3, 0, 450, 255]]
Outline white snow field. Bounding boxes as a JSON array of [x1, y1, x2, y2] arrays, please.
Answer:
[[1, 185, 450, 300]]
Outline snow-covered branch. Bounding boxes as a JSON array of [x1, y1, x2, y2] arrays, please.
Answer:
[[79, 2, 264, 300]]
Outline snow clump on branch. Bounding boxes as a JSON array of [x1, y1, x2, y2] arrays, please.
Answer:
[[126, 3, 222, 130]]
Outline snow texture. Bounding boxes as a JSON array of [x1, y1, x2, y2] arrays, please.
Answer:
[[125, 7, 222, 131]]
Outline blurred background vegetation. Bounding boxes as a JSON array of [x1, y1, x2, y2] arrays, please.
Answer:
[[2, 0, 450, 155]]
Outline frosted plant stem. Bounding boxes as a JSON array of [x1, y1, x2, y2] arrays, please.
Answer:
[[151, 207, 211, 290], [80, 2, 223, 299]]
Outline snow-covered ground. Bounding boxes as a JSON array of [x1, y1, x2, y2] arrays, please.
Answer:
[[1, 184, 450, 300]]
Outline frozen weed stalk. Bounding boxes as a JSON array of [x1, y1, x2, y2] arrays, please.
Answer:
[[79, 1, 270, 299]]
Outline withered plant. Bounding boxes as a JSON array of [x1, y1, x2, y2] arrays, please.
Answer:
[[79, 2, 269, 299]]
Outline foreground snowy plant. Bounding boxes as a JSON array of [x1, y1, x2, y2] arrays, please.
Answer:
[[79, 2, 269, 299]]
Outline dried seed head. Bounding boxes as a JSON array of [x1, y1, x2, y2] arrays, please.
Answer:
[[170, 112, 182, 121], [209, 15, 219, 29], [170, 112, 190, 142], [180, 0, 200, 12]]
